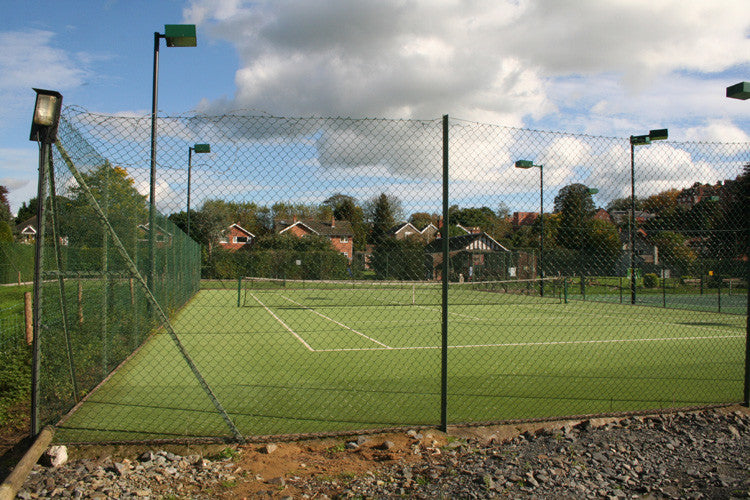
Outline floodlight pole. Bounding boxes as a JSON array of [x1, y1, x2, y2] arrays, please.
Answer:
[[514, 160, 544, 296], [726, 81, 749, 407], [187, 146, 193, 237], [148, 31, 161, 298], [28, 89, 63, 437], [628, 129, 667, 305], [148, 25, 197, 296], [186, 143, 209, 238]]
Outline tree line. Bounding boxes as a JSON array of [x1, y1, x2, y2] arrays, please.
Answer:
[[4, 161, 747, 280]]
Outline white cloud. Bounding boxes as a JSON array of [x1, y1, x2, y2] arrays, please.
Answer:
[[0, 30, 86, 91], [186, 0, 750, 127], [0, 147, 38, 214]]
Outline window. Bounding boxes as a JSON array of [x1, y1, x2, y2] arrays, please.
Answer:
[[219, 236, 228, 244], [235, 236, 249, 244], [340, 236, 349, 243], [343, 252, 348, 259]]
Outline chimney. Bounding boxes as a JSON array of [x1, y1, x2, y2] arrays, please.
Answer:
[[331, 216, 335, 228], [292, 216, 297, 223]]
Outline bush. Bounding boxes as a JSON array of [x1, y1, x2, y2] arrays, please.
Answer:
[[643, 273, 658, 288]]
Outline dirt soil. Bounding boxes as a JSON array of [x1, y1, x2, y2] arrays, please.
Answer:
[[0, 401, 33, 483]]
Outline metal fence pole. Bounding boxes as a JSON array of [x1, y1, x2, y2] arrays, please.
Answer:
[[440, 114, 449, 432], [30, 141, 49, 436]]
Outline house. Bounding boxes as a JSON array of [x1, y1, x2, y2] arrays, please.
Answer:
[[388, 222, 421, 240], [15, 216, 37, 244], [218, 223, 255, 250], [609, 210, 655, 226], [592, 208, 613, 223], [276, 217, 354, 261], [420, 223, 439, 241], [424, 232, 510, 281], [619, 228, 659, 267], [388, 222, 442, 242], [512, 212, 538, 229], [677, 182, 719, 209]]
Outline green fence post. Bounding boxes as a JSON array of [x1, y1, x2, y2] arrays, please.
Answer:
[[440, 114, 449, 433]]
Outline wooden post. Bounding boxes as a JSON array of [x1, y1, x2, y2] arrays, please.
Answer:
[[18, 271, 21, 286], [24, 292, 33, 345], [77, 281, 83, 325]]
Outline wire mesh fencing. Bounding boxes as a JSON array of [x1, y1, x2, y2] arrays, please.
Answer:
[[32, 107, 748, 443]]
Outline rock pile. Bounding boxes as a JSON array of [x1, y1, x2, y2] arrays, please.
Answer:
[[15, 408, 750, 499], [304, 410, 750, 499]]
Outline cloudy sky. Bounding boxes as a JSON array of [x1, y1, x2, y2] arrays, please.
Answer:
[[1, 0, 749, 214]]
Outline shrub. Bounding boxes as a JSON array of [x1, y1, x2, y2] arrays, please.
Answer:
[[643, 273, 658, 288]]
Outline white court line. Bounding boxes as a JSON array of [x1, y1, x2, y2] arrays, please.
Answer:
[[248, 292, 315, 351], [313, 334, 743, 352], [279, 294, 392, 348]]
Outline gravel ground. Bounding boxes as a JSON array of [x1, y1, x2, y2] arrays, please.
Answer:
[[15, 407, 750, 499]]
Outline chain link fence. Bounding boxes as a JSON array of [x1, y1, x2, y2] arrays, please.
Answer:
[[32, 107, 748, 443]]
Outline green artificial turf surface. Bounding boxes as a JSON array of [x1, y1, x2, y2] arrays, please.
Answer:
[[55, 284, 745, 443]]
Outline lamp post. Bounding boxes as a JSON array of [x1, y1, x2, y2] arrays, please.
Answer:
[[726, 81, 749, 407], [187, 143, 210, 237], [628, 128, 668, 305], [148, 24, 197, 294], [29, 88, 63, 436], [515, 160, 545, 297]]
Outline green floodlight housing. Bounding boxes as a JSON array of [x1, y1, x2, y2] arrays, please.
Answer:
[[193, 143, 210, 153], [649, 129, 668, 141], [588, 188, 599, 195], [726, 82, 750, 100], [630, 128, 668, 146], [515, 160, 536, 169], [30, 88, 63, 143], [164, 24, 197, 47]]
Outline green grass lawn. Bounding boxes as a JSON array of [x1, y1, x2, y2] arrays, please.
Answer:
[[54, 284, 745, 443]]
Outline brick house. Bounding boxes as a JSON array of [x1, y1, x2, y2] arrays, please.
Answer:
[[218, 223, 255, 250], [276, 218, 354, 261]]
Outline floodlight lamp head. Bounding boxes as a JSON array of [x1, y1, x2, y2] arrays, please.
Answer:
[[726, 82, 750, 100], [630, 134, 650, 146], [648, 129, 668, 141], [193, 143, 210, 153], [29, 88, 63, 143], [515, 160, 536, 169], [164, 24, 197, 47]]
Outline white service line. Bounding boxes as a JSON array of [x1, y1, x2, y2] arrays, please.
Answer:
[[313, 333, 743, 352], [279, 294, 392, 348], [248, 292, 315, 351]]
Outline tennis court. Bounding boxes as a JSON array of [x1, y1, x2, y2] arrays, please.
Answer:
[[55, 278, 745, 443]]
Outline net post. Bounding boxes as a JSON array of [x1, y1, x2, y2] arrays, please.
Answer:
[[237, 276, 242, 307]]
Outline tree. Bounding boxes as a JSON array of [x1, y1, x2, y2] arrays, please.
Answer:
[[370, 238, 427, 280], [606, 196, 642, 213], [0, 186, 11, 224], [451, 206, 496, 232], [63, 163, 147, 251], [554, 184, 595, 250], [650, 230, 696, 273], [0, 220, 12, 242], [366, 193, 402, 245], [15, 198, 36, 225], [322, 194, 367, 250]]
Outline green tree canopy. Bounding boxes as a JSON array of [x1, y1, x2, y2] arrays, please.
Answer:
[[366, 193, 402, 245], [554, 183, 596, 250]]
